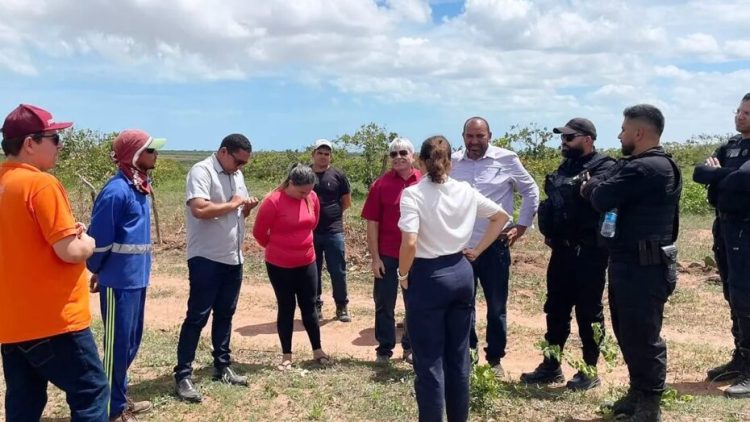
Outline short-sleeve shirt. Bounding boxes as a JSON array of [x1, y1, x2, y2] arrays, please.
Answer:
[[361, 169, 422, 258], [186, 154, 250, 265], [398, 177, 504, 259], [313, 167, 350, 235], [0, 162, 91, 343]]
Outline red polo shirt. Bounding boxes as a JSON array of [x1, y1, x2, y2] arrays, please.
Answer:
[[361, 169, 422, 258]]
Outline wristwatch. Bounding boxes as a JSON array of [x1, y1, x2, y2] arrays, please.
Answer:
[[397, 268, 408, 281]]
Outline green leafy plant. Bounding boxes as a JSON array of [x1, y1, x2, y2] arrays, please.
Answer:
[[536, 322, 619, 379]]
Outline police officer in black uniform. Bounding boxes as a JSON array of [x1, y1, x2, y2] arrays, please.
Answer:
[[521, 118, 614, 390], [693, 92, 750, 397], [581, 104, 681, 421]]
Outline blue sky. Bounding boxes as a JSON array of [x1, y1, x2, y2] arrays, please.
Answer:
[[1, 0, 748, 152]]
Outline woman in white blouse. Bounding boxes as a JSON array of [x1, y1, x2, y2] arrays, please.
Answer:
[[398, 135, 510, 422]]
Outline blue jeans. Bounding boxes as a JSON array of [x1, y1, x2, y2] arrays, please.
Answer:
[[373, 255, 411, 356], [1, 328, 109, 422], [314, 232, 349, 306], [407, 252, 474, 422], [175, 257, 243, 381], [469, 239, 510, 363]]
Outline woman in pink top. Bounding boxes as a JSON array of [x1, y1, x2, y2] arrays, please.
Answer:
[[253, 164, 330, 370]]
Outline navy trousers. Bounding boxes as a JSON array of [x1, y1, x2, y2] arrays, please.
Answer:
[[374, 255, 411, 357], [100, 286, 147, 417], [407, 252, 474, 422], [175, 257, 243, 381]]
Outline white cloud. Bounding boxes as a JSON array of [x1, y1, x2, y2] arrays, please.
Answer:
[[676, 33, 720, 56]]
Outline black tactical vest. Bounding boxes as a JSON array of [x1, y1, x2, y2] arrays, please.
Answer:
[[538, 153, 614, 244], [609, 149, 682, 250], [715, 136, 750, 214]]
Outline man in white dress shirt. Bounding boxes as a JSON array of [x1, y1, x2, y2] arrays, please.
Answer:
[[451, 116, 540, 376]]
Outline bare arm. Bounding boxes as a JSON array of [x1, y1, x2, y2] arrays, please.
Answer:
[[340, 193, 352, 212], [398, 232, 418, 289], [366, 220, 385, 278], [189, 195, 245, 219], [53, 232, 96, 263], [464, 210, 510, 261]]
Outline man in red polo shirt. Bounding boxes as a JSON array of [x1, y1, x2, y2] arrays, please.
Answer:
[[362, 137, 422, 364]]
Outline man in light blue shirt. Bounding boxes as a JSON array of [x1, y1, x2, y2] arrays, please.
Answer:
[[451, 116, 540, 376]]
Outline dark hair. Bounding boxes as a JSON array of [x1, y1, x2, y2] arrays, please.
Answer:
[[623, 104, 665, 136], [462, 116, 491, 134], [419, 136, 452, 183], [277, 163, 317, 213], [743, 93, 750, 102], [1, 136, 24, 156], [220, 133, 252, 154]]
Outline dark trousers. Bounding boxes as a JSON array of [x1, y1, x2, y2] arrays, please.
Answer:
[[608, 254, 675, 394], [1, 328, 109, 422], [266, 261, 322, 354], [469, 240, 510, 363], [314, 232, 349, 307], [175, 257, 242, 381], [721, 218, 750, 350], [715, 218, 741, 348], [544, 244, 608, 365], [407, 253, 474, 422], [373, 255, 411, 357], [100, 286, 146, 417]]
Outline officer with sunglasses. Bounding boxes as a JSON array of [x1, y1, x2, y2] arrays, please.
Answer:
[[522, 118, 614, 390]]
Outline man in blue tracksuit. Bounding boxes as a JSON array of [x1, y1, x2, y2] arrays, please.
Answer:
[[87, 129, 165, 421]]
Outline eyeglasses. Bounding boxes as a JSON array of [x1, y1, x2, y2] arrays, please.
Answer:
[[561, 133, 584, 143], [229, 152, 248, 166], [144, 148, 156, 154], [389, 150, 409, 158], [32, 133, 61, 146]]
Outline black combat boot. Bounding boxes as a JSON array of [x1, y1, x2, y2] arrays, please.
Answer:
[[725, 348, 750, 398], [707, 349, 742, 382], [624, 393, 661, 422], [607, 388, 643, 419], [520, 357, 564, 385], [566, 370, 601, 391]]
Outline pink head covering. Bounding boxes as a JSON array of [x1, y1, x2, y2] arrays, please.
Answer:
[[111, 129, 165, 194]]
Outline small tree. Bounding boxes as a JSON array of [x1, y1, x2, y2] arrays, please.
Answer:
[[335, 123, 398, 188]]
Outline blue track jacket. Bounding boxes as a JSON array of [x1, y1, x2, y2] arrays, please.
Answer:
[[87, 171, 152, 289]]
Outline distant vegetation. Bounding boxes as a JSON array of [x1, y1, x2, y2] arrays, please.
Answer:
[[43, 124, 731, 215]]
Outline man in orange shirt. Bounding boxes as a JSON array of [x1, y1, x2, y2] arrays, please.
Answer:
[[0, 104, 109, 421]]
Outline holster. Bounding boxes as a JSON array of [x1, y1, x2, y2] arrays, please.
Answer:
[[637, 240, 663, 266]]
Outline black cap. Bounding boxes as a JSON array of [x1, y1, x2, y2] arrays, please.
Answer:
[[553, 118, 597, 140]]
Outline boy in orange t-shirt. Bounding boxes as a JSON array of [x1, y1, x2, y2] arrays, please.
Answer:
[[0, 104, 108, 421]]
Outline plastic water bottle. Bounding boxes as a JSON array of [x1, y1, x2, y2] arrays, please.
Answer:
[[601, 209, 618, 238]]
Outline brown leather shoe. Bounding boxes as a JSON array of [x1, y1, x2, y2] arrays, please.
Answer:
[[126, 396, 152, 414]]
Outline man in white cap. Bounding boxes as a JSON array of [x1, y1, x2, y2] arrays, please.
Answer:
[[88, 129, 166, 421], [311, 139, 353, 322]]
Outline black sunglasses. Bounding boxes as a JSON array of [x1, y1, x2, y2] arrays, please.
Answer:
[[229, 152, 248, 166], [144, 148, 156, 154], [32, 133, 61, 146], [561, 133, 585, 143], [389, 150, 409, 158]]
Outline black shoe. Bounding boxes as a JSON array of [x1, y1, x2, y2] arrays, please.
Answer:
[[212, 367, 248, 386], [336, 305, 351, 322], [725, 373, 750, 398], [566, 371, 601, 391], [175, 378, 202, 403], [609, 388, 643, 419], [625, 394, 661, 422], [707, 350, 742, 382], [520, 360, 564, 385]]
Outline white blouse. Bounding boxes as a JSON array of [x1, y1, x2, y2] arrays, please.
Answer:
[[398, 177, 504, 259]]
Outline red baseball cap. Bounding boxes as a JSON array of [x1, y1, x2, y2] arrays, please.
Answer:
[[1, 104, 73, 139]]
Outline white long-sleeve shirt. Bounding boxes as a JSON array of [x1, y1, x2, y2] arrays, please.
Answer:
[[451, 145, 539, 248]]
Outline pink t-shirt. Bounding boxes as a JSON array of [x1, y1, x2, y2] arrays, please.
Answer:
[[253, 189, 320, 268]]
